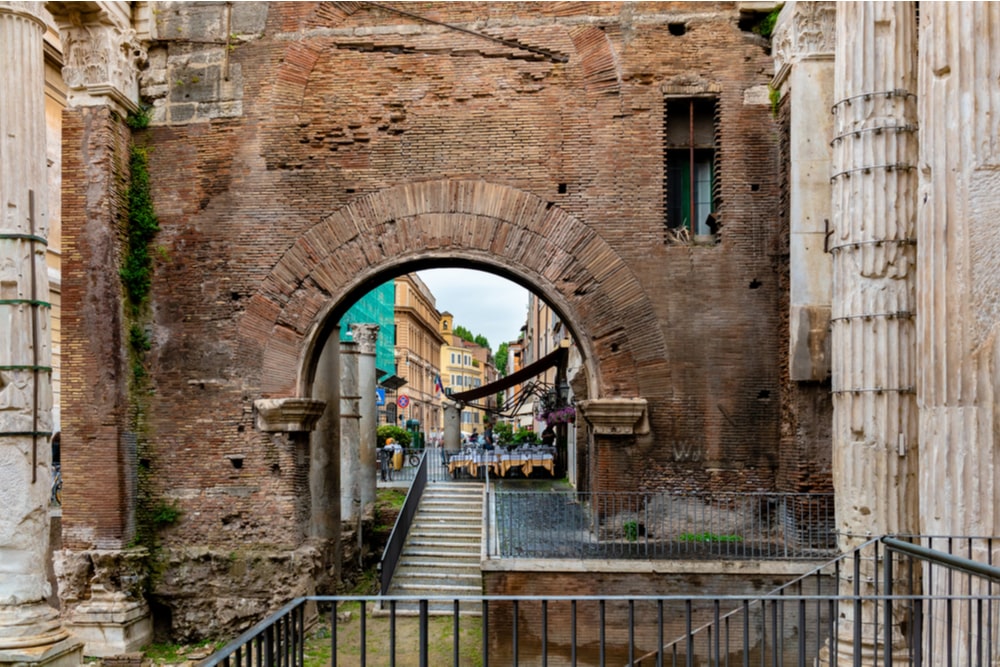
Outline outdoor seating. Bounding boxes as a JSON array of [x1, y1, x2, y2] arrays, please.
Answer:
[[447, 445, 556, 478]]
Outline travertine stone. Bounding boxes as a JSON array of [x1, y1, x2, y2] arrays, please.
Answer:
[[351, 324, 378, 510], [309, 333, 339, 544], [339, 342, 360, 523], [918, 5, 1000, 663], [0, 3, 82, 665], [772, 2, 836, 382], [47, 1, 144, 112], [829, 2, 918, 663], [253, 398, 325, 432]]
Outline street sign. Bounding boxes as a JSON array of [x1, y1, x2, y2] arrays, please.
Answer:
[[397, 394, 410, 409], [376, 388, 385, 406]]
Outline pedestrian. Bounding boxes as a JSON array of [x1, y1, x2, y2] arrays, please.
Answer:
[[541, 425, 555, 448]]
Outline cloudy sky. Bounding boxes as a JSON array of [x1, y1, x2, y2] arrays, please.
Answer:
[[417, 269, 529, 352]]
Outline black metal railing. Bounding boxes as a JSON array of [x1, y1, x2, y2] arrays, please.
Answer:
[[378, 452, 428, 595], [494, 490, 837, 560], [377, 447, 453, 485], [203, 536, 1000, 667]]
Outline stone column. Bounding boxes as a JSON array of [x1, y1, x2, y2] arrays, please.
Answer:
[[340, 342, 360, 523], [917, 3, 1000, 663], [351, 324, 378, 512], [0, 3, 82, 666], [830, 2, 918, 663], [771, 1, 837, 383], [576, 398, 649, 496], [309, 333, 340, 541], [443, 400, 462, 453]]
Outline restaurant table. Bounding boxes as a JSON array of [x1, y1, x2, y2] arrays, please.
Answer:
[[448, 447, 556, 478]]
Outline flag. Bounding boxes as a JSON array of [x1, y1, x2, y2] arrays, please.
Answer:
[[434, 374, 444, 394]]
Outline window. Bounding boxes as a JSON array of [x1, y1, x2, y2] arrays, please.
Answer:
[[665, 97, 720, 239]]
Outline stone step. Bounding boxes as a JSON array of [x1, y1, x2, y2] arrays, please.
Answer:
[[402, 547, 480, 560]]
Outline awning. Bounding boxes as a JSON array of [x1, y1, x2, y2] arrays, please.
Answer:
[[449, 346, 567, 403], [379, 374, 408, 390]]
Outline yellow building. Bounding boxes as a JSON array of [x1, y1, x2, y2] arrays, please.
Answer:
[[393, 274, 446, 435], [438, 312, 492, 437]]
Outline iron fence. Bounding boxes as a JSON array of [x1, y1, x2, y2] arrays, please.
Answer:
[[493, 490, 837, 560], [377, 447, 452, 485], [204, 536, 1000, 667]]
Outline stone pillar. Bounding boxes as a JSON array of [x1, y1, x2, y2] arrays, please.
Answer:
[[340, 342, 360, 523], [443, 401, 462, 453], [309, 334, 340, 541], [0, 3, 83, 666], [771, 1, 837, 382], [918, 4, 1000, 663], [830, 2, 918, 663], [42, 1, 152, 656], [351, 324, 378, 512]]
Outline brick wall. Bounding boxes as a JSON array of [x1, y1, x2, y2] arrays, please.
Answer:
[[61, 1, 825, 636]]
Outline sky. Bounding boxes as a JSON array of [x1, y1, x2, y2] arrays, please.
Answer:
[[417, 269, 529, 353]]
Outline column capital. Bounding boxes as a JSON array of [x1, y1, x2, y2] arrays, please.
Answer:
[[254, 398, 326, 432], [577, 398, 649, 436], [772, 2, 836, 87], [350, 323, 380, 355], [48, 1, 144, 112]]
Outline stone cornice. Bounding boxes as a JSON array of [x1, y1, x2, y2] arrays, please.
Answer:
[[577, 398, 649, 436], [254, 398, 326, 433]]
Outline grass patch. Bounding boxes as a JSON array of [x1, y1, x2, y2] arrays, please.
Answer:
[[678, 532, 743, 543], [142, 639, 217, 664], [305, 607, 482, 667]]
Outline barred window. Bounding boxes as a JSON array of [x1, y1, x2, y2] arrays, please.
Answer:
[[665, 97, 721, 240]]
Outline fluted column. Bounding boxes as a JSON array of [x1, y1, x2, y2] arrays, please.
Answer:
[[339, 342, 360, 523], [918, 3, 1000, 664], [830, 2, 919, 663], [0, 3, 82, 666], [351, 324, 378, 511]]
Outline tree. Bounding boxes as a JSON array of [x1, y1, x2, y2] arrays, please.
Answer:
[[453, 325, 474, 343], [495, 342, 509, 377], [474, 334, 490, 350]]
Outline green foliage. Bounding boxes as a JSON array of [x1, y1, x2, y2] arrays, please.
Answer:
[[152, 500, 182, 527], [125, 105, 152, 130], [121, 144, 160, 314], [376, 424, 412, 447], [753, 5, 782, 38], [129, 323, 151, 352], [494, 342, 509, 377], [492, 421, 513, 446], [678, 532, 743, 543], [474, 334, 490, 350], [769, 84, 781, 118], [453, 325, 474, 343], [623, 520, 639, 542], [511, 427, 539, 446]]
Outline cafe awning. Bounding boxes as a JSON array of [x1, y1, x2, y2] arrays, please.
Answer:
[[449, 346, 567, 403]]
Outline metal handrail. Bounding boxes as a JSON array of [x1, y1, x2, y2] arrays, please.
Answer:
[[379, 451, 428, 595]]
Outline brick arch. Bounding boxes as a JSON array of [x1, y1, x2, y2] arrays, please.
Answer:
[[238, 179, 667, 401]]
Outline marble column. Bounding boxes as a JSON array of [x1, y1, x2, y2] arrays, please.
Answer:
[[830, 2, 918, 663], [917, 3, 1000, 663], [339, 342, 360, 523], [0, 3, 82, 666], [350, 324, 378, 512]]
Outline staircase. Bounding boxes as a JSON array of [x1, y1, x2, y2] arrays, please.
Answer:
[[385, 482, 484, 614]]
